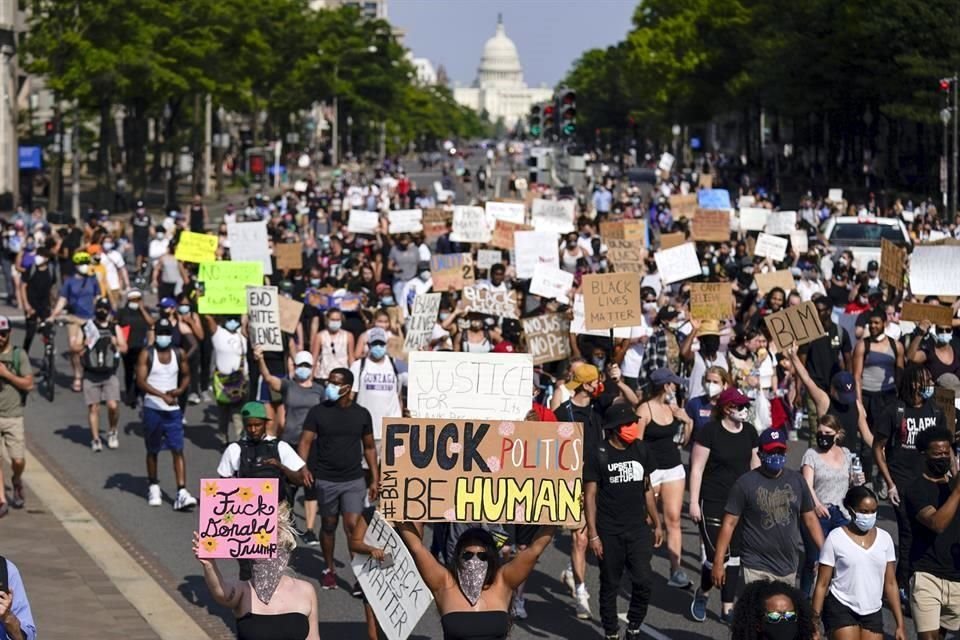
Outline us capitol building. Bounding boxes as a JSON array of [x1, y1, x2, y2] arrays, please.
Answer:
[[453, 15, 553, 128]]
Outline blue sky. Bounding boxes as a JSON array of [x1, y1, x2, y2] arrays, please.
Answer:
[[389, 0, 636, 88]]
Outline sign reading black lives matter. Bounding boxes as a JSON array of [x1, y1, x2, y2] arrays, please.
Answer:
[[581, 273, 643, 331], [246, 286, 282, 351], [403, 293, 442, 352]]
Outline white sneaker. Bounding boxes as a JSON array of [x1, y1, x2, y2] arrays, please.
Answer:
[[181, 416, 187, 426], [106, 431, 119, 450], [187, 392, 201, 405], [200, 390, 212, 403], [91, 438, 103, 453], [560, 567, 575, 598], [512, 597, 528, 620], [174, 488, 198, 511], [147, 484, 162, 507], [575, 589, 592, 620]]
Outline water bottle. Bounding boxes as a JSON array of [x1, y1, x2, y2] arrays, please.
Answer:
[[850, 454, 865, 486], [790, 410, 804, 441]]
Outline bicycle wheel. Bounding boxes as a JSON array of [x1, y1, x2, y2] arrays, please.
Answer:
[[44, 352, 55, 402]]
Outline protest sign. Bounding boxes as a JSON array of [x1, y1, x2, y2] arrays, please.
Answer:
[[198, 261, 263, 314], [490, 219, 532, 250], [422, 208, 450, 241], [430, 253, 474, 291], [227, 221, 272, 275], [828, 188, 844, 203], [388, 209, 424, 235], [658, 152, 675, 172], [197, 478, 278, 559], [406, 351, 533, 421], [450, 206, 490, 243], [691, 209, 730, 242], [698, 173, 714, 189], [659, 231, 686, 249], [348, 209, 381, 235], [514, 230, 560, 279], [655, 242, 701, 284], [476, 249, 503, 271], [755, 270, 796, 295], [529, 264, 573, 304], [606, 238, 645, 273], [764, 211, 797, 236], [738, 195, 756, 209], [697, 189, 731, 210], [880, 239, 906, 288], [175, 230, 218, 263], [380, 418, 583, 525], [689, 283, 734, 321], [754, 232, 789, 262], [935, 387, 957, 434], [739, 207, 769, 232], [246, 286, 282, 351], [275, 242, 302, 271], [351, 511, 433, 640], [901, 302, 954, 327], [485, 200, 526, 225], [790, 230, 808, 253], [522, 314, 571, 365], [277, 295, 303, 334], [387, 335, 407, 363], [462, 286, 519, 319], [909, 246, 960, 296], [763, 301, 826, 350], [582, 273, 643, 331], [570, 294, 636, 338], [531, 199, 575, 234], [668, 194, 698, 220], [404, 293, 442, 353]]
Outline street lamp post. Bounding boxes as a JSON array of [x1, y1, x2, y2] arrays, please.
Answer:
[[327, 44, 377, 167], [953, 71, 958, 223]]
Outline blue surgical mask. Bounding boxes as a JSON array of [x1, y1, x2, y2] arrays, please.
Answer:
[[325, 382, 343, 402], [327, 320, 341, 332], [922, 385, 935, 400], [439, 312, 450, 321], [310, 278, 321, 287], [370, 344, 387, 360], [381, 296, 395, 306], [224, 319, 240, 332], [761, 453, 787, 473], [294, 366, 312, 381], [155, 335, 172, 349], [853, 511, 877, 532], [937, 332, 953, 345], [177, 305, 191, 315]]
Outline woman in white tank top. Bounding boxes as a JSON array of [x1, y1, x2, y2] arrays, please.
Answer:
[[312, 310, 354, 380]]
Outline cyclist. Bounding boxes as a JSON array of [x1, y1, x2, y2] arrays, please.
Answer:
[[20, 247, 54, 354], [48, 250, 101, 392]]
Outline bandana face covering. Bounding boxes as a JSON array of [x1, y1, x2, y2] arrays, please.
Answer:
[[251, 547, 291, 604], [457, 557, 488, 606]]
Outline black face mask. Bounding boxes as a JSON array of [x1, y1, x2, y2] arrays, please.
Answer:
[[926, 457, 951, 478], [759, 619, 799, 640], [96, 309, 109, 321], [816, 435, 835, 451]]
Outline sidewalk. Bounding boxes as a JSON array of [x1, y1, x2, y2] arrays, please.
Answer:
[[0, 482, 161, 640]]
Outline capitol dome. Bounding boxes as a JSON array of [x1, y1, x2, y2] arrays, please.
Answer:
[[476, 15, 523, 89]]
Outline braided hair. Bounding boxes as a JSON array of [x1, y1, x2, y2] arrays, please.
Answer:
[[730, 580, 816, 640]]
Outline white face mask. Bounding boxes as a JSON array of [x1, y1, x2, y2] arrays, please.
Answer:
[[728, 408, 749, 423], [34, 256, 47, 266], [705, 382, 723, 398]]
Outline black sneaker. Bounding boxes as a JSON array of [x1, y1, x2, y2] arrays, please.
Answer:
[[302, 530, 320, 546], [626, 626, 642, 639], [351, 581, 363, 598]]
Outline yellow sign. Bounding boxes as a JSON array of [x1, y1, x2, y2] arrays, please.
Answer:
[[175, 231, 219, 263], [198, 261, 263, 314]]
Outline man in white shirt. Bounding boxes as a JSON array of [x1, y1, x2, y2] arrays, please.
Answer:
[[216, 401, 307, 481], [205, 315, 248, 442], [350, 328, 405, 447], [475, 263, 510, 293]]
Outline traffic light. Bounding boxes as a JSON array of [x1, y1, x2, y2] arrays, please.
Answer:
[[542, 103, 556, 137], [44, 119, 55, 143], [559, 88, 576, 137], [528, 104, 542, 137]]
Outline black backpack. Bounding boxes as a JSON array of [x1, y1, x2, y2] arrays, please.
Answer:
[[82, 323, 119, 375], [238, 438, 287, 494]]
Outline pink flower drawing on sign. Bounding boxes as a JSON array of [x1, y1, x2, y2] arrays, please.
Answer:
[[393, 444, 406, 458], [448, 442, 462, 454], [557, 423, 575, 439], [497, 422, 516, 437], [486, 456, 501, 473], [444, 508, 456, 521]]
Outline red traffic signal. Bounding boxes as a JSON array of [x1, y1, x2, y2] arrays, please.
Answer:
[[44, 120, 55, 135], [940, 78, 953, 92]]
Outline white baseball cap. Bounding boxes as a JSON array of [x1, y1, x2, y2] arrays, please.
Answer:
[[293, 351, 314, 367]]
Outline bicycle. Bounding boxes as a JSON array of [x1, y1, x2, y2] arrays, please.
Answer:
[[37, 319, 62, 402]]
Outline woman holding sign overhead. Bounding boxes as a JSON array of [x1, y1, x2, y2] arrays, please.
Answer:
[[397, 522, 556, 640]]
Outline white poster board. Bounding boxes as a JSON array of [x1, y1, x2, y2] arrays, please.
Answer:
[[403, 293, 442, 353], [246, 286, 282, 351], [348, 209, 381, 235], [227, 221, 273, 275], [514, 230, 560, 279], [654, 242, 701, 284], [476, 249, 502, 271], [531, 199, 575, 235], [407, 352, 533, 420], [739, 207, 768, 232], [754, 232, 789, 262], [529, 263, 574, 304], [828, 188, 844, 203], [910, 246, 960, 296], [450, 206, 491, 243], [388, 209, 423, 234], [764, 210, 797, 236], [351, 510, 433, 640], [790, 230, 809, 253], [485, 201, 526, 225], [570, 294, 637, 338], [658, 152, 675, 172]]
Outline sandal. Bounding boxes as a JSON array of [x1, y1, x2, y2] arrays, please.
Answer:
[[72, 378, 82, 393]]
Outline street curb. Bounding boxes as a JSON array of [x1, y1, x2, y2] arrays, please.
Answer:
[[22, 448, 214, 640]]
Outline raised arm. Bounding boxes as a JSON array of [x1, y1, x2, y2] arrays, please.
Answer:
[[501, 526, 556, 589], [192, 532, 242, 610], [396, 522, 453, 594], [787, 346, 829, 415]]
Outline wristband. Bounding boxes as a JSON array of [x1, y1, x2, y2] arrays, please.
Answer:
[[589, 535, 600, 542]]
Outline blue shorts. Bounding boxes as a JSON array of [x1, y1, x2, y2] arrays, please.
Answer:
[[143, 406, 184, 454]]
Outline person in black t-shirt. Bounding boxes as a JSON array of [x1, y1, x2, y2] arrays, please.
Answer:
[[585, 403, 663, 640], [905, 428, 960, 639], [116, 289, 152, 407], [799, 298, 852, 436], [20, 247, 54, 353]]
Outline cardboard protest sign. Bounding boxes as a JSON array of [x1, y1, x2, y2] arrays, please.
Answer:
[[668, 194, 698, 220], [430, 253, 474, 292], [404, 293, 442, 352], [388, 209, 424, 235], [570, 294, 636, 338], [655, 242, 701, 284], [739, 207, 768, 232], [462, 286, 519, 319], [350, 511, 433, 640], [246, 286, 282, 351], [485, 201, 526, 225], [198, 261, 263, 314], [689, 283, 734, 321], [277, 295, 303, 334], [275, 242, 302, 271], [607, 238, 645, 273], [529, 264, 573, 304], [522, 314, 571, 365], [348, 209, 381, 235], [450, 206, 490, 243], [698, 173, 714, 189], [658, 152, 675, 172], [764, 211, 797, 236], [790, 230, 808, 253], [934, 387, 956, 434], [763, 301, 826, 350], [175, 230, 218, 263], [531, 199, 575, 234], [754, 232, 789, 262], [901, 302, 954, 327], [698, 189, 731, 210], [490, 219, 532, 250], [476, 249, 502, 271], [380, 418, 583, 525], [828, 188, 844, 203], [582, 273, 643, 331], [406, 351, 533, 420], [909, 246, 960, 296], [514, 230, 560, 279], [422, 208, 450, 241], [755, 270, 796, 295], [659, 232, 687, 249], [197, 478, 278, 559], [227, 221, 272, 275], [691, 209, 730, 242], [601, 219, 646, 242], [880, 239, 906, 288]]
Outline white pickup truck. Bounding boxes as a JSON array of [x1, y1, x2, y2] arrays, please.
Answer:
[[820, 216, 912, 271]]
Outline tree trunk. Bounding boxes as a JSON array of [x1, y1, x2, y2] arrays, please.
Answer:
[[49, 100, 62, 212], [191, 93, 202, 195], [95, 98, 113, 210]]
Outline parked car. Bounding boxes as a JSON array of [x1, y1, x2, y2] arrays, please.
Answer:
[[821, 215, 912, 271]]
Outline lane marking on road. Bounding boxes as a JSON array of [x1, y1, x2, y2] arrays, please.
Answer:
[[618, 613, 673, 640], [23, 449, 212, 640]]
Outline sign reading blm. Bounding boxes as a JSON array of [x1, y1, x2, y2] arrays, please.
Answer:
[[380, 418, 583, 525], [763, 300, 826, 351]]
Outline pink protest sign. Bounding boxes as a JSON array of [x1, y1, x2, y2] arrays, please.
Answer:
[[197, 478, 279, 559]]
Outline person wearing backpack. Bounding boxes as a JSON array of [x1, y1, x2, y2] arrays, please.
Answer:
[[82, 297, 127, 452], [0, 316, 34, 515], [348, 327, 404, 451], [136, 319, 196, 511]]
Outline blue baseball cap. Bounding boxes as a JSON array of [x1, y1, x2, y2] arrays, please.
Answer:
[[831, 372, 856, 405], [759, 428, 788, 453]]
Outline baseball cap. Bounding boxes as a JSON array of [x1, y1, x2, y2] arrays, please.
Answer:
[[127, 289, 143, 300], [656, 306, 680, 324], [294, 351, 314, 367], [602, 403, 638, 431], [831, 372, 856, 405], [95, 296, 111, 310], [493, 341, 515, 353], [649, 367, 684, 387], [564, 363, 600, 391], [241, 401, 269, 422], [759, 428, 788, 453], [697, 319, 722, 336], [87, 243, 102, 255], [867, 260, 879, 271], [368, 327, 388, 345], [159, 297, 176, 309], [154, 318, 174, 335], [716, 388, 752, 407], [0, 315, 10, 332]]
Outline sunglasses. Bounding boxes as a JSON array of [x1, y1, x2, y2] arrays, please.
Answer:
[[460, 551, 490, 562], [764, 611, 797, 624]]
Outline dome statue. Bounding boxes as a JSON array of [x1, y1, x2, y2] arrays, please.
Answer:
[[476, 14, 523, 89]]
